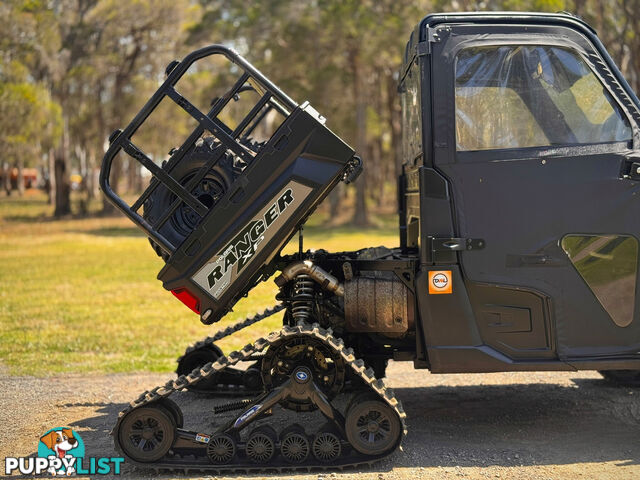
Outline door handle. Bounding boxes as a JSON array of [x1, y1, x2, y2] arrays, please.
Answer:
[[430, 237, 485, 253]]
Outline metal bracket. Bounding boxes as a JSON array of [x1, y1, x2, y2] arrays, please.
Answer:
[[430, 237, 485, 255], [418, 26, 450, 57], [621, 155, 640, 180]]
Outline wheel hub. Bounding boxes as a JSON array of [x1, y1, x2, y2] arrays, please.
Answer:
[[117, 406, 176, 463], [280, 431, 309, 463], [207, 434, 235, 464], [345, 397, 402, 457], [179, 177, 225, 231], [312, 431, 341, 462], [261, 335, 345, 412], [294, 367, 311, 383], [366, 421, 379, 433]]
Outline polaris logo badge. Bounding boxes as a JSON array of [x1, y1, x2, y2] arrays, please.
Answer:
[[192, 181, 313, 300], [233, 404, 262, 428]]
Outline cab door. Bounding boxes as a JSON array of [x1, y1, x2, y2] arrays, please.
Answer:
[[430, 23, 640, 360]]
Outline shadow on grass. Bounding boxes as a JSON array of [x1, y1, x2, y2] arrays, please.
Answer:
[[2, 214, 53, 223], [1, 211, 123, 224], [78, 226, 145, 237], [75, 219, 395, 241]]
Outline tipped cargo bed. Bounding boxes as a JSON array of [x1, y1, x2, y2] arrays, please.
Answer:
[[100, 45, 357, 324]]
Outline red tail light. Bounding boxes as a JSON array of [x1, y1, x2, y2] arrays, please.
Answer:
[[171, 288, 200, 314]]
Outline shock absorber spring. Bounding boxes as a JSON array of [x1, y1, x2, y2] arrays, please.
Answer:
[[291, 274, 314, 322]]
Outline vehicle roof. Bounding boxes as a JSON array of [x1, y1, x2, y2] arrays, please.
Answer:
[[403, 11, 597, 72]]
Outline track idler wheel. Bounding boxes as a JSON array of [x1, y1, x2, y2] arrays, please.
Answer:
[[243, 366, 263, 390], [345, 393, 402, 457], [207, 433, 236, 464], [155, 398, 184, 428], [280, 424, 310, 464], [176, 345, 222, 391], [117, 404, 176, 462], [177, 345, 222, 376], [245, 425, 277, 463]]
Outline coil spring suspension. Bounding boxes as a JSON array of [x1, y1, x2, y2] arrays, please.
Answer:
[[291, 274, 314, 322], [213, 398, 254, 414]]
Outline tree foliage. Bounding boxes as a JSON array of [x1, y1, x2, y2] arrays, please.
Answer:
[[3, 0, 640, 220]]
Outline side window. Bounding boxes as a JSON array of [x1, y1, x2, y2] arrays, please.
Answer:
[[455, 45, 632, 151], [401, 62, 422, 162], [561, 234, 638, 328]]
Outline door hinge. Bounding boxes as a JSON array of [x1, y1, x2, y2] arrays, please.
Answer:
[[430, 237, 485, 254], [621, 155, 640, 181], [418, 26, 450, 57]]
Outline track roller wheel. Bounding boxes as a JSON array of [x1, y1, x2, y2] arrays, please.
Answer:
[[280, 424, 310, 464], [312, 429, 342, 462], [207, 433, 236, 464], [345, 393, 402, 456], [245, 425, 277, 463], [117, 405, 176, 462]]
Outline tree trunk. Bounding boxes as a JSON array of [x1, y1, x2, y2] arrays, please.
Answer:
[[595, 0, 605, 35], [350, 46, 370, 227], [54, 119, 71, 217], [372, 138, 385, 208], [16, 160, 25, 196], [386, 73, 403, 183], [54, 153, 71, 216], [328, 184, 343, 223], [2, 162, 11, 196], [128, 161, 142, 194], [47, 149, 56, 205], [87, 150, 98, 200]]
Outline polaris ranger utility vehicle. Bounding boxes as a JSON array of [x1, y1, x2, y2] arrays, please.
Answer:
[[100, 11, 640, 472]]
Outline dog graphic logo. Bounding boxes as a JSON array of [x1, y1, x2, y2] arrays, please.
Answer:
[[5, 427, 123, 476], [37, 428, 85, 476]]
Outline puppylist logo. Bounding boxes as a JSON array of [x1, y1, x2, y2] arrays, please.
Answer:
[[4, 427, 124, 476]]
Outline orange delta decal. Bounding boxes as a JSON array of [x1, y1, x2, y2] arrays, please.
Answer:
[[428, 270, 453, 294]]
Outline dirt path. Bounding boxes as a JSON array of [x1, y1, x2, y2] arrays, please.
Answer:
[[2, 362, 639, 479]]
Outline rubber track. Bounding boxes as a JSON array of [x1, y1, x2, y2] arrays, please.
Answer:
[[113, 322, 407, 473], [176, 304, 285, 369]]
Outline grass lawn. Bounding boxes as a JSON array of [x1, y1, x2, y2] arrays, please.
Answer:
[[0, 190, 398, 376]]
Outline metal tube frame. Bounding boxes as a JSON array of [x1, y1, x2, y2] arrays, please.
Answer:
[[100, 45, 299, 255]]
